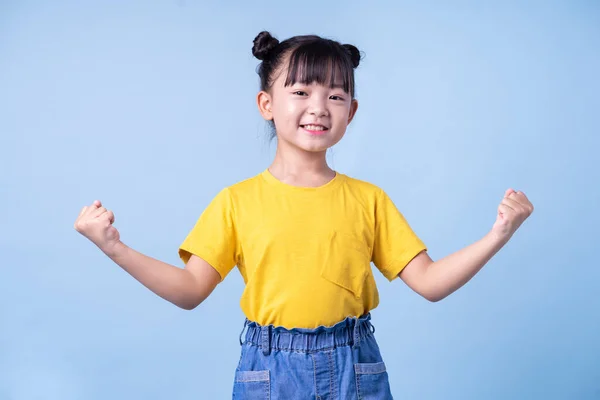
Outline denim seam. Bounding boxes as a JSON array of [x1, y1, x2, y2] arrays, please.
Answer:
[[355, 365, 362, 400], [235, 371, 270, 383], [311, 353, 318, 399], [355, 362, 387, 375], [356, 370, 386, 375], [266, 370, 270, 400], [235, 346, 244, 371], [327, 350, 337, 400], [236, 377, 269, 383]]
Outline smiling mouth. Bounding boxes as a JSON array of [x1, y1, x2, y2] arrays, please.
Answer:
[[300, 124, 329, 133]]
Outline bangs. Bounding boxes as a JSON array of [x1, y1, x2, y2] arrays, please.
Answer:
[[283, 41, 355, 96]]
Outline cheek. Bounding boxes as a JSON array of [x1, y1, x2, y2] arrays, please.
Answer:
[[333, 108, 351, 124], [285, 102, 299, 117], [274, 103, 299, 127], [272, 104, 296, 129]]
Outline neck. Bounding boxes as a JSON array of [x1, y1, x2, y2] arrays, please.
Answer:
[[269, 141, 335, 187]]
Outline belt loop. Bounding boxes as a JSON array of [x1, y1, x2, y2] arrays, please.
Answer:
[[352, 318, 360, 349], [261, 325, 271, 356], [239, 318, 249, 346]]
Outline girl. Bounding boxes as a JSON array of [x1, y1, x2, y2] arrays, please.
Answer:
[[74, 31, 534, 399]]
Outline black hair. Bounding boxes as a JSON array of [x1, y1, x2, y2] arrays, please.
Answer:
[[252, 31, 362, 139], [252, 31, 361, 98]]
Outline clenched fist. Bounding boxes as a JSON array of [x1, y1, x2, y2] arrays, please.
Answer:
[[492, 189, 534, 242], [74, 200, 121, 254]]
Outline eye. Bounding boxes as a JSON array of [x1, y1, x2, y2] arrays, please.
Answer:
[[293, 91, 308, 96], [330, 95, 345, 101]]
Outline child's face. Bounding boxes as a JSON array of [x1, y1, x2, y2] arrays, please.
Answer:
[[257, 64, 358, 154]]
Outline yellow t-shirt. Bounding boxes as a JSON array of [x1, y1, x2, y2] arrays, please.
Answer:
[[179, 170, 426, 329]]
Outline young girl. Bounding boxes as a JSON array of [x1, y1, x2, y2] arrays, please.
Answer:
[[74, 31, 534, 399]]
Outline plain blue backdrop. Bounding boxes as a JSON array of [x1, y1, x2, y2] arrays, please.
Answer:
[[1, 1, 599, 399]]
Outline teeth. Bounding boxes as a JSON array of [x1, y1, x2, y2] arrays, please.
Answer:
[[304, 125, 326, 131]]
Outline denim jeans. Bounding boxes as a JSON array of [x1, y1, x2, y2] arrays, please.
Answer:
[[232, 313, 393, 399]]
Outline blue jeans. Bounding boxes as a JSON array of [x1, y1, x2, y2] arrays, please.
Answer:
[[233, 313, 393, 399]]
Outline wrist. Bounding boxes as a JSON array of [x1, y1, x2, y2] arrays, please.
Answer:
[[101, 240, 127, 259], [485, 229, 510, 250]]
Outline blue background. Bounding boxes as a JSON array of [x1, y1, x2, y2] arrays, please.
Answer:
[[1, 1, 599, 398]]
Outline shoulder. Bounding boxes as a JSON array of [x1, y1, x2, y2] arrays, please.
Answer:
[[216, 171, 268, 203], [340, 173, 385, 197]]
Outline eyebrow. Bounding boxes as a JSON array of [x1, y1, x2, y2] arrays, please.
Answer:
[[290, 81, 346, 90]]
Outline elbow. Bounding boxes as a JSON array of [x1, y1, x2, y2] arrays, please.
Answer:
[[422, 290, 447, 303], [178, 302, 198, 310], [175, 297, 204, 311], [417, 281, 449, 303], [425, 294, 444, 303]]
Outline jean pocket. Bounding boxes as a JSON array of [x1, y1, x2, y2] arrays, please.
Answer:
[[355, 362, 393, 400], [320, 231, 370, 299], [233, 370, 270, 399]]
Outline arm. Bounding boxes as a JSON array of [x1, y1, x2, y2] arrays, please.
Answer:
[[107, 243, 221, 310], [399, 188, 534, 302], [399, 232, 505, 302], [75, 200, 221, 310]]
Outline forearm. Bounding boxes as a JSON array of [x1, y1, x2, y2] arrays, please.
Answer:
[[424, 231, 507, 301], [104, 242, 200, 309]]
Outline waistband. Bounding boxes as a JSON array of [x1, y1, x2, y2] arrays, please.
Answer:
[[239, 313, 375, 355]]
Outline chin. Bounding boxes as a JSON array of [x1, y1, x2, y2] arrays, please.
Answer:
[[301, 145, 331, 153], [297, 138, 338, 153], [278, 130, 345, 153], [302, 135, 345, 152]]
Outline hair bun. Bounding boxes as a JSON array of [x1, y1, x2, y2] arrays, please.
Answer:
[[252, 31, 280, 61], [342, 44, 361, 68]]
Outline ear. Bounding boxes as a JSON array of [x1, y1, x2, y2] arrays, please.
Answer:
[[257, 90, 274, 121], [347, 99, 359, 125]]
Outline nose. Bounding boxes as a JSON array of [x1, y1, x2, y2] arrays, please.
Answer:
[[307, 98, 329, 118]]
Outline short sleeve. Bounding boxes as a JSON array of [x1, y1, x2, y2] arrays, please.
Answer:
[[178, 188, 239, 281], [372, 189, 427, 281]]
